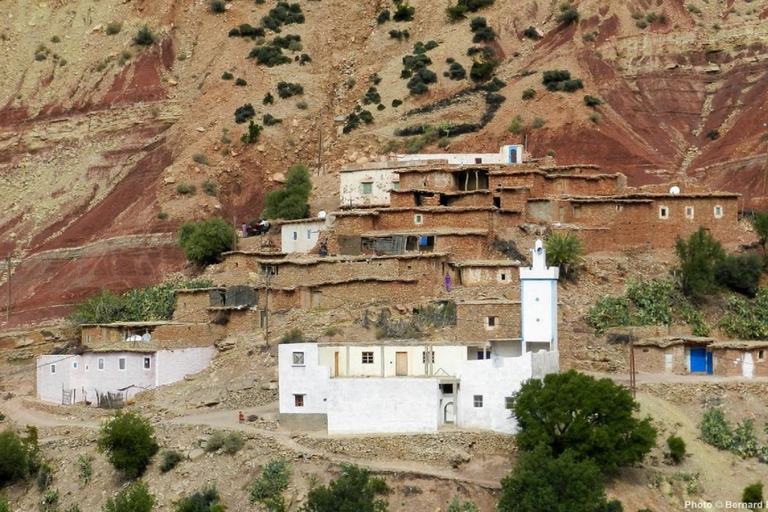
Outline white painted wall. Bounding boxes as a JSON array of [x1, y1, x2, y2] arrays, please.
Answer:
[[520, 240, 559, 350], [318, 345, 467, 377], [278, 343, 330, 415], [339, 169, 396, 208], [327, 378, 439, 434], [397, 145, 524, 165], [742, 352, 754, 379], [531, 349, 560, 379], [155, 347, 217, 386], [280, 221, 327, 254]]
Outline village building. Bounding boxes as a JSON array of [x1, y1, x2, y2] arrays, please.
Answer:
[[277, 239, 560, 435], [277, 217, 328, 254]]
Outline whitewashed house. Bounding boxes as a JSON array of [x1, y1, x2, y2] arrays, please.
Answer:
[[278, 239, 559, 434], [279, 217, 328, 254], [397, 144, 525, 165]]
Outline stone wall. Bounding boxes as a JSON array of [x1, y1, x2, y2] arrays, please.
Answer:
[[447, 301, 521, 342], [434, 234, 490, 259], [375, 209, 492, 231], [174, 290, 213, 322], [634, 345, 687, 375]]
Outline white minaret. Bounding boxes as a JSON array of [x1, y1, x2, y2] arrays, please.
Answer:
[[519, 239, 559, 353]]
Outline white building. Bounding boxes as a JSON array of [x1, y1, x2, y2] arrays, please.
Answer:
[[278, 239, 559, 435], [36, 346, 216, 405], [396, 144, 525, 165], [279, 217, 328, 254]]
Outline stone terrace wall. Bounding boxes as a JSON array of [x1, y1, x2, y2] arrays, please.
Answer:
[[376, 209, 493, 231], [446, 302, 522, 342]]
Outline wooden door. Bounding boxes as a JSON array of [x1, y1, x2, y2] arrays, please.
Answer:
[[334, 352, 339, 377], [396, 352, 408, 376]]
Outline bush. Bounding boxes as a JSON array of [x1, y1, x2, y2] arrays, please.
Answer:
[[241, 120, 263, 144], [584, 95, 602, 107], [542, 70, 583, 92], [446, 0, 494, 20], [106, 22, 122, 35], [752, 212, 768, 255], [675, 227, 726, 298], [719, 288, 768, 339], [279, 327, 304, 343], [392, 99, 403, 108], [249, 459, 291, 512], [389, 29, 410, 41], [303, 464, 389, 512], [209, 1, 226, 13], [234, 103, 255, 124], [0, 429, 33, 485], [133, 26, 156, 46], [715, 253, 763, 297], [667, 435, 686, 464], [235, 77, 247, 86], [262, 164, 311, 220], [589, 112, 600, 124], [205, 431, 227, 452], [469, 52, 498, 82], [447, 497, 478, 512], [363, 87, 381, 105], [532, 117, 546, 129], [102, 481, 155, 512], [160, 450, 185, 473], [76, 454, 92, 484], [98, 411, 158, 479], [0, 496, 9, 512], [221, 72, 233, 80], [470, 18, 495, 42], [522, 26, 539, 40], [444, 61, 466, 80], [377, 9, 391, 24], [263, 92, 274, 105], [507, 115, 524, 135], [556, 3, 579, 25], [296, 100, 308, 110], [522, 88, 536, 100], [299, 53, 312, 65], [178, 218, 233, 266], [192, 153, 209, 165], [39, 489, 59, 512], [743, 483, 764, 508], [176, 182, 197, 195], [393, 3, 415, 22], [223, 433, 245, 454], [277, 81, 304, 98], [202, 179, 219, 197], [700, 409, 734, 451], [263, 114, 283, 126], [250, 45, 291, 67], [545, 232, 584, 281], [176, 486, 225, 512], [37, 463, 53, 491]]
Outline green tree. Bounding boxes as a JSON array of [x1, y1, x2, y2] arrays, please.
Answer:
[[249, 459, 291, 512], [301, 464, 389, 512], [715, 253, 763, 297], [102, 481, 156, 512], [674, 227, 725, 298], [497, 445, 607, 512], [0, 495, 10, 512], [178, 218, 234, 266], [262, 164, 312, 220], [743, 483, 764, 508], [510, 370, 657, 474], [98, 412, 159, 479], [0, 429, 32, 485], [68, 289, 126, 326], [666, 435, 686, 464], [545, 232, 584, 281], [753, 212, 768, 255]]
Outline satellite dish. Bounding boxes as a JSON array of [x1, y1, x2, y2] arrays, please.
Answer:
[[318, 211, 327, 219], [669, 186, 681, 194]]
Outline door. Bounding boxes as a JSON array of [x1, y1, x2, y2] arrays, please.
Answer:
[[396, 352, 408, 376], [444, 402, 455, 424], [706, 352, 714, 375], [664, 353, 674, 373], [334, 352, 339, 377], [690, 348, 707, 372]]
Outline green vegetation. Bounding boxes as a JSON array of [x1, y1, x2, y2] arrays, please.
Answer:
[[753, 212, 768, 255], [177, 182, 197, 195], [507, 115, 524, 135], [241, 121, 263, 144], [444, 58, 466, 80], [205, 432, 226, 453], [102, 481, 155, 512], [447, 497, 479, 512], [235, 78, 247, 86], [715, 253, 763, 297], [0, 496, 9, 512], [160, 450, 185, 473], [377, 9, 391, 24], [589, 112, 600, 124], [39, 489, 59, 512], [470, 17, 495, 43], [302, 464, 389, 512], [202, 179, 219, 197], [221, 72, 233, 80], [389, 29, 410, 41], [249, 45, 292, 67], [510, 370, 657, 474], [542, 69, 583, 92], [98, 411, 158, 479], [545, 232, 584, 281], [584, 95, 603, 107], [36, 463, 53, 491], [234, 103, 255, 124], [743, 483, 764, 508], [667, 435, 687, 464], [532, 117, 546, 129], [192, 153, 209, 166], [498, 445, 609, 512], [76, 454, 92, 485], [522, 88, 536, 100], [555, 2, 579, 25], [176, 486, 226, 512], [363, 87, 381, 105], [249, 459, 291, 512], [279, 328, 305, 344], [262, 164, 312, 220], [0, 429, 37, 485], [277, 81, 304, 98], [133, 25, 156, 46], [106, 22, 122, 35], [260, 2, 305, 32], [263, 92, 275, 105], [263, 114, 283, 126], [229, 23, 265, 39], [675, 227, 725, 298], [392, 1, 415, 22], [468, 46, 498, 82], [719, 288, 768, 339], [205, 431, 244, 454], [209, 1, 226, 13], [699, 409, 761, 458], [522, 26, 540, 40], [369, 73, 382, 85], [178, 218, 234, 266], [446, 0, 495, 21]]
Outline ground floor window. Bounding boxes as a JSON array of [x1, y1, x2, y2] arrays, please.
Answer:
[[118, 358, 126, 370], [143, 357, 151, 370], [474, 395, 483, 408], [362, 351, 374, 364], [294, 394, 305, 407]]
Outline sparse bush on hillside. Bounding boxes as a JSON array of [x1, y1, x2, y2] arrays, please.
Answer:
[[743, 483, 764, 508], [249, 45, 291, 67], [36, 463, 53, 491], [470, 17, 496, 42], [507, 115, 524, 135], [192, 153, 209, 166], [133, 25, 156, 46], [522, 26, 540, 40], [249, 459, 291, 512], [299, 53, 312, 65], [176, 486, 226, 512], [542, 69, 583, 92], [160, 450, 185, 473], [276, 81, 304, 98], [76, 454, 92, 485], [556, 2, 579, 24], [444, 61, 466, 80], [675, 227, 726, 299], [468, 46, 498, 82], [261, 2, 305, 33], [363, 86, 381, 105], [176, 182, 197, 195], [666, 435, 687, 464], [106, 22, 122, 35], [393, 2, 415, 22], [389, 29, 410, 41], [522, 88, 536, 100], [377, 9, 391, 24], [279, 328, 305, 343], [223, 432, 245, 454], [446, 0, 495, 21], [0, 429, 34, 486], [715, 253, 763, 297], [234, 103, 256, 124], [178, 218, 234, 266], [303, 464, 390, 512], [241, 121, 263, 144], [98, 411, 158, 479], [263, 92, 274, 105], [209, 1, 226, 13], [221, 71, 233, 80], [102, 481, 155, 512], [0, 496, 10, 512], [584, 95, 603, 107], [235, 77, 247, 86], [202, 179, 219, 197], [263, 114, 283, 126], [205, 432, 227, 452]]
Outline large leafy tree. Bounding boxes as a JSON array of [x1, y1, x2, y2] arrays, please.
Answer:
[[98, 412, 159, 479], [674, 226, 725, 298], [262, 164, 312, 220], [510, 370, 657, 474], [178, 217, 234, 266], [545, 232, 584, 281], [301, 464, 389, 512], [498, 445, 608, 512]]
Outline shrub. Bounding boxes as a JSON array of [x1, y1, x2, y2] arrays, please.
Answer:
[[249, 459, 291, 512], [0, 429, 33, 485], [234, 103, 255, 124], [37, 463, 53, 491], [299, 53, 312, 65], [296, 100, 308, 110], [447, 497, 478, 512], [39, 489, 59, 512], [369, 73, 382, 85], [583, 31, 595, 42], [103, 481, 155, 512], [743, 483, 764, 508], [358, 110, 374, 124], [98, 411, 158, 479], [177, 218, 234, 266], [241, 120, 262, 143], [522, 88, 536, 100], [176, 486, 225, 512], [235, 78, 247, 86], [532, 117, 546, 129], [263, 114, 282, 126], [160, 450, 185, 473], [545, 232, 584, 281], [444, 61, 466, 80], [392, 99, 403, 107], [667, 435, 686, 464], [157, 211, 169, 220], [192, 153, 209, 166], [470, 17, 495, 42], [522, 26, 539, 39], [389, 29, 410, 41], [205, 431, 227, 452], [209, 1, 226, 13], [446, 0, 494, 20], [589, 112, 600, 124], [469, 49, 498, 82], [715, 253, 762, 297], [584, 95, 602, 107], [636, 19, 648, 29], [363, 87, 381, 105], [507, 115, 524, 135], [279, 327, 305, 343], [752, 212, 768, 255], [343, 113, 361, 134], [393, 2, 415, 22], [250, 45, 291, 67], [556, 3, 579, 25], [221, 71, 233, 80], [277, 81, 304, 98], [304, 464, 389, 511], [106, 22, 122, 35], [133, 26, 156, 46], [0, 496, 9, 512], [202, 179, 219, 197], [262, 164, 312, 220], [675, 227, 726, 298], [700, 409, 733, 451], [176, 182, 197, 195], [263, 92, 274, 105], [223, 433, 245, 454], [377, 9, 391, 24]]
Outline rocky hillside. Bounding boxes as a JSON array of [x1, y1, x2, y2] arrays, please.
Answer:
[[1, 0, 768, 327]]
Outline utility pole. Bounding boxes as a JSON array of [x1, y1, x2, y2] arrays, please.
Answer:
[[5, 255, 11, 322], [264, 268, 271, 347], [317, 123, 323, 176], [629, 330, 636, 398]]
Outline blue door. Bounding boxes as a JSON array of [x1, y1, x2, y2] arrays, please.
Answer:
[[706, 352, 713, 375], [690, 348, 707, 372]]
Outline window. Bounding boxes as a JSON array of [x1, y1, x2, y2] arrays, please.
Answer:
[[476, 350, 492, 360], [474, 158, 482, 164], [294, 394, 305, 407], [362, 182, 373, 194], [473, 395, 483, 407], [292, 352, 305, 366], [118, 358, 126, 370], [486, 316, 497, 329], [572, 205, 581, 218], [422, 351, 435, 363], [85, 334, 91, 343], [505, 396, 514, 409], [759, 350, 765, 361], [685, 206, 694, 219], [499, 273, 507, 282], [143, 357, 151, 370], [714, 205, 723, 219], [73, 362, 78, 369], [659, 206, 669, 219], [51, 364, 56, 374], [414, 214, 424, 225], [263, 265, 278, 276], [98, 358, 105, 370], [616, 204, 623, 212], [442, 383, 454, 394], [292, 231, 298, 240], [391, 181, 400, 191], [362, 351, 374, 364], [307, 229, 312, 239]]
